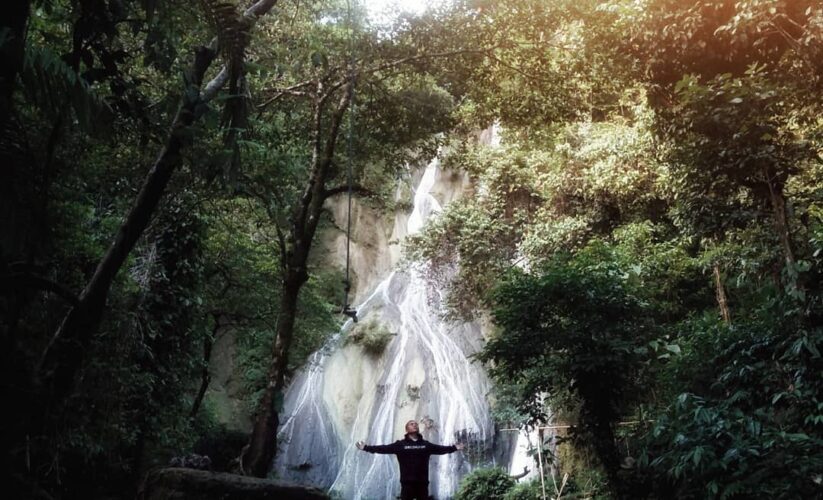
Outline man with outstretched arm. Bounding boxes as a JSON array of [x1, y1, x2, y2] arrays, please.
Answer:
[[356, 420, 465, 500]]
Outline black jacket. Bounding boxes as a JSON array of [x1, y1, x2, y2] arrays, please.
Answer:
[[364, 434, 457, 483]]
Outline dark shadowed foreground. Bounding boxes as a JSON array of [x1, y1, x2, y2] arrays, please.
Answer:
[[140, 468, 329, 500]]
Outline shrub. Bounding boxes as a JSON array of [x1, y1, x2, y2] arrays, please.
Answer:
[[455, 467, 515, 500], [503, 479, 543, 500], [639, 301, 823, 499], [192, 426, 248, 472]]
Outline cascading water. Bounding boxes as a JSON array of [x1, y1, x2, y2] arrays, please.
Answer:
[[273, 159, 499, 499]]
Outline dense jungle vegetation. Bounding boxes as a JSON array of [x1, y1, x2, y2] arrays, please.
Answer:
[[1, 0, 821, 498]]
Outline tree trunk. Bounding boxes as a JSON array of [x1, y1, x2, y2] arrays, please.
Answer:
[[765, 176, 796, 268], [712, 263, 731, 324], [191, 320, 218, 419], [37, 46, 217, 413], [588, 413, 623, 498], [242, 269, 306, 477], [241, 83, 353, 477]]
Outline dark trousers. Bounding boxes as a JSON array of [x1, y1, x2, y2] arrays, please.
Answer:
[[400, 481, 429, 500]]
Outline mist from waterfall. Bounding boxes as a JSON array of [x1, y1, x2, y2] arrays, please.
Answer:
[[273, 159, 498, 499]]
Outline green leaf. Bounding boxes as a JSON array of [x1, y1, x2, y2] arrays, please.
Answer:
[[665, 344, 681, 355]]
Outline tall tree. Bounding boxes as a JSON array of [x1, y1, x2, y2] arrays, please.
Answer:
[[237, 3, 462, 475], [36, 0, 280, 417]]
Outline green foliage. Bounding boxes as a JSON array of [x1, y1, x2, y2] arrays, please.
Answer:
[[610, 222, 712, 322], [407, 198, 520, 317], [410, 92, 669, 318], [454, 467, 515, 500], [237, 267, 341, 409], [408, 3, 822, 497], [40, 194, 215, 496], [552, 446, 612, 500], [214, 202, 342, 407], [192, 422, 249, 471], [502, 480, 543, 500], [487, 379, 532, 427], [3, 0, 822, 497], [21, 44, 112, 132], [479, 244, 656, 493], [639, 298, 823, 499], [229, 260, 341, 412]]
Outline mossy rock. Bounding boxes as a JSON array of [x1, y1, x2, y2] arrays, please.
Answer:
[[346, 319, 395, 356]]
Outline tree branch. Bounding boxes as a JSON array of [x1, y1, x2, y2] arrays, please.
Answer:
[[293, 89, 326, 237], [320, 83, 354, 167], [235, 185, 289, 267], [325, 49, 494, 95], [256, 81, 315, 111], [322, 184, 374, 201], [259, 48, 498, 112]]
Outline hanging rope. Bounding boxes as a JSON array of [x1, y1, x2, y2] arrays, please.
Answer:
[[340, 0, 358, 322]]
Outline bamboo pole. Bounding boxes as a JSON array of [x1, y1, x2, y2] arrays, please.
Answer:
[[535, 428, 547, 500]]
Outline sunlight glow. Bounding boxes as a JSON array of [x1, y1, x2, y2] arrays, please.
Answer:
[[362, 0, 439, 21]]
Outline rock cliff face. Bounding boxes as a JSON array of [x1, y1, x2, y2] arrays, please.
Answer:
[[320, 160, 473, 305], [272, 159, 509, 499], [201, 165, 472, 435]]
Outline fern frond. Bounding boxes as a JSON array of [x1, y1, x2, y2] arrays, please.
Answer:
[[199, 0, 254, 184], [20, 45, 111, 133], [199, 0, 252, 80]]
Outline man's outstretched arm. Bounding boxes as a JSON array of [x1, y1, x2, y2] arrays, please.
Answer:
[[356, 440, 401, 454], [427, 442, 465, 455]]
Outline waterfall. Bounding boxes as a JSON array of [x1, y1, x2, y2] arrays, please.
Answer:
[[273, 159, 499, 499]]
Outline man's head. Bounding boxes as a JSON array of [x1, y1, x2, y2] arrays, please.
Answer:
[[405, 420, 419, 435]]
